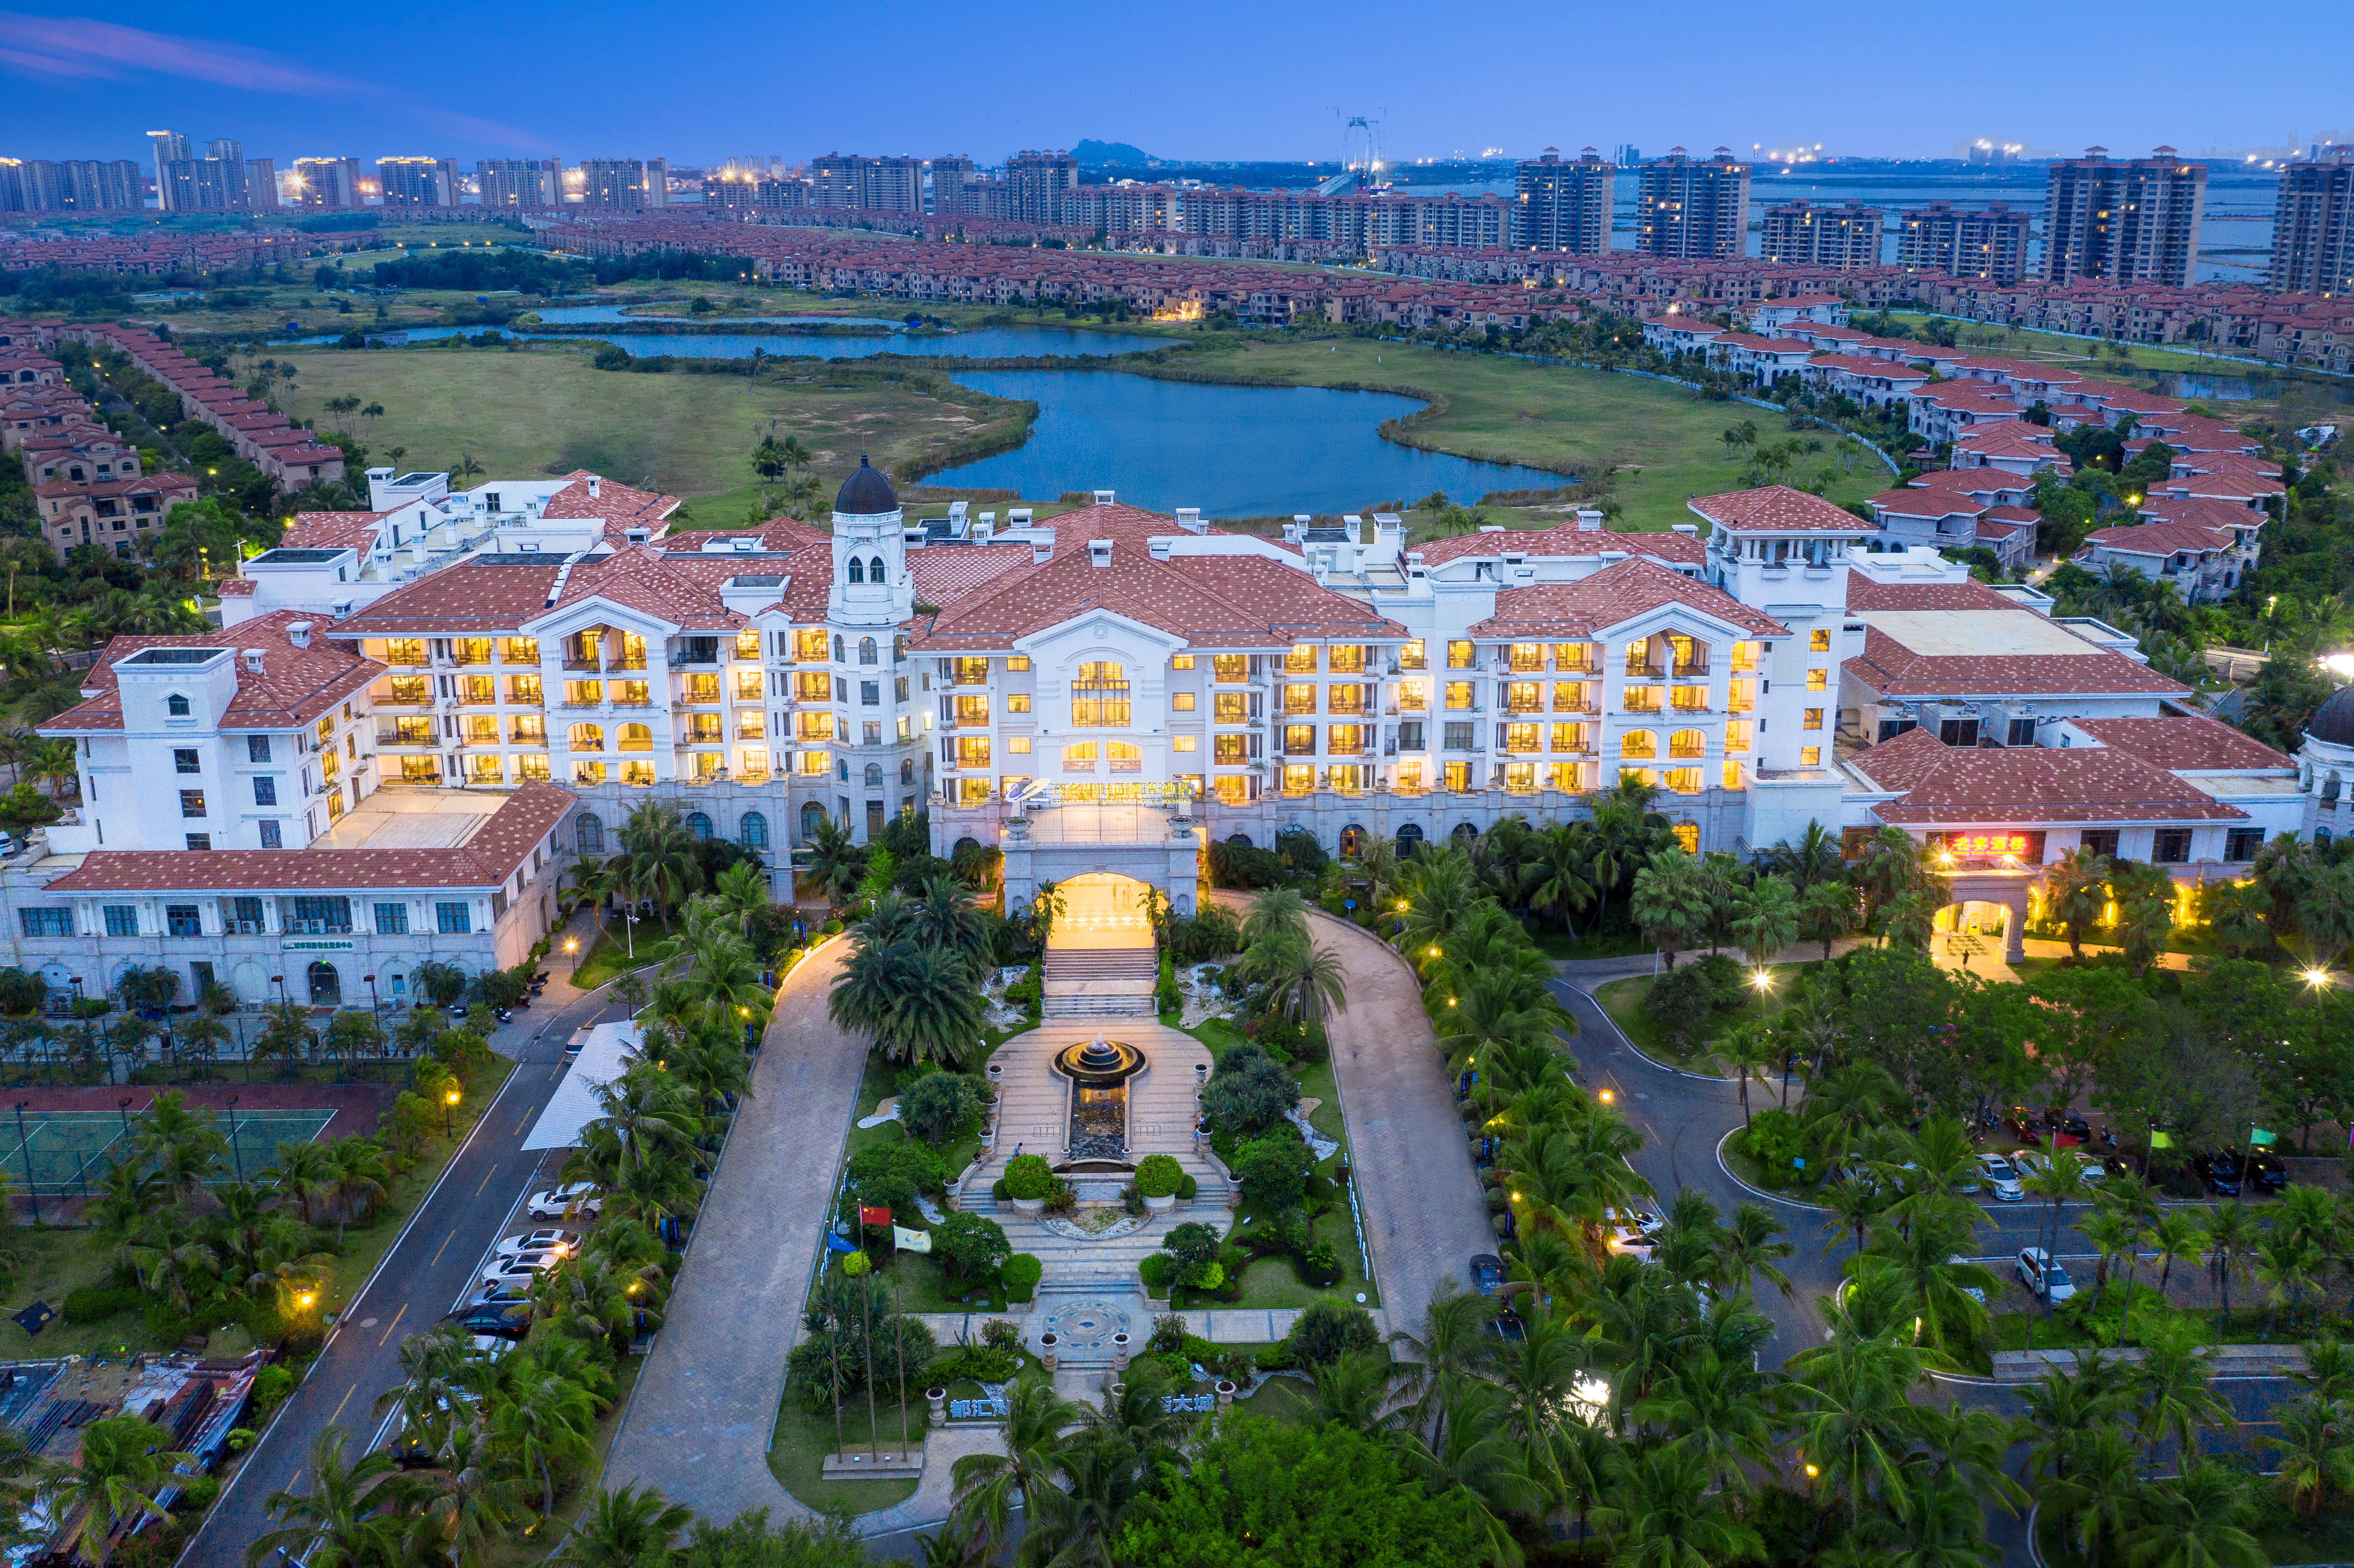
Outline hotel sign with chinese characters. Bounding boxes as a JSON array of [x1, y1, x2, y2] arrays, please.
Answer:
[[1927, 830, 2046, 866]]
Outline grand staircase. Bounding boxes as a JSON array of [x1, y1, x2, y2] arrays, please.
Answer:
[[1042, 946, 1157, 1018]]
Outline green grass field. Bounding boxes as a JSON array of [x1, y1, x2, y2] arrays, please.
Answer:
[[1590, 971, 1798, 1071], [1134, 337, 1895, 533], [273, 344, 1036, 518]]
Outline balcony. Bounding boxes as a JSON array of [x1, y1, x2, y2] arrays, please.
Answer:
[[1672, 661, 1710, 679], [1624, 662, 1665, 680], [374, 726, 437, 747], [563, 654, 603, 672]]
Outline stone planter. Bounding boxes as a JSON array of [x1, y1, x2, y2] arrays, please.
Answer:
[[1111, 1332, 1131, 1370], [1039, 1332, 1058, 1372], [1143, 1192, 1175, 1214], [926, 1387, 947, 1427], [1011, 1194, 1045, 1217], [1215, 1379, 1237, 1412]]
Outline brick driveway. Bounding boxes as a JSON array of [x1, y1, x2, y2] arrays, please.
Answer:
[[602, 940, 861, 1524]]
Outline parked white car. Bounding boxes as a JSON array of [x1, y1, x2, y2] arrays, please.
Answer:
[[495, 1228, 579, 1260], [525, 1184, 603, 1221], [480, 1251, 563, 1290], [2016, 1247, 2076, 1303], [1976, 1153, 2025, 1202]]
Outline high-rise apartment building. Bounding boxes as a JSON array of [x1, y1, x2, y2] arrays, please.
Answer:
[[0, 158, 143, 213], [1759, 198, 1884, 267], [1636, 147, 1751, 259], [1512, 147, 1613, 254], [204, 138, 242, 166], [291, 156, 366, 210], [1007, 149, 1079, 223], [2268, 146, 2354, 296], [477, 158, 562, 209], [576, 158, 668, 209], [146, 130, 189, 207], [2041, 146, 2207, 286], [810, 153, 923, 213], [377, 156, 459, 207], [246, 159, 278, 209], [929, 154, 978, 216], [162, 155, 248, 211], [1894, 201, 2032, 285], [1614, 144, 1641, 169]]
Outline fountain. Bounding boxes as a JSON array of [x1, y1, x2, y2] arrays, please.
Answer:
[[1053, 1030, 1145, 1168]]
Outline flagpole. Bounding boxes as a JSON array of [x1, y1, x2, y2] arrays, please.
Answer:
[[894, 1263, 910, 1462], [862, 1273, 881, 1465], [829, 1277, 845, 1464]]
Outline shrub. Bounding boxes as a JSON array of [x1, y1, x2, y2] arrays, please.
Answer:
[[844, 1142, 947, 1218], [821, 919, 844, 935], [991, 1178, 1009, 1202], [1134, 1153, 1185, 1199], [1286, 1301, 1380, 1367], [1233, 1133, 1315, 1211], [1138, 1254, 1174, 1295], [1207, 837, 1286, 890], [1254, 1344, 1296, 1372], [900, 1072, 987, 1147], [1041, 1181, 1078, 1217], [981, 1318, 1022, 1354], [1148, 1313, 1188, 1354], [1644, 959, 1737, 1051], [932, 1212, 1012, 1279], [929, 1345, 1018, 1383], [1739, 1107, 1810, 1186], [1001, 1253, 1042, 1303], [64, 1283, 144, 1324], [841, 1251, 871, 1276], [1201, 1042, 1300, 1136], [1298, 1240, 1343, 1288], [1177, 1173, 1198, 1201], [1002, 1153, 1055, 1202], [172, 1474, 221, 1512], [1161, 1220, 1223, 1286], [250, 1364, 295, 1418]]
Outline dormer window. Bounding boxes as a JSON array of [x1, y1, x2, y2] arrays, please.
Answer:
[[848, 559, 864, 584], [167, 693, 191, 716], [869, 556, 886, 582]]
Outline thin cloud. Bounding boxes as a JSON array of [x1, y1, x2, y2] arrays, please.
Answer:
[[0, 11, 547, 149]]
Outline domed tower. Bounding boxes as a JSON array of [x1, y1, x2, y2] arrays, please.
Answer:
[[2302, 685, 2354, 828], [829, 454, 908, 628]]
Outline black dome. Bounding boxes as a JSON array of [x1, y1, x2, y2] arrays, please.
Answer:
[[2310, 685, 2354, 747], [834, 454, 897, 516]]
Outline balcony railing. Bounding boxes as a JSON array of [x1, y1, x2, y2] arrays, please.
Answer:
[[1672, 661, 1710, 679], [1625, 661, 1665, 679]]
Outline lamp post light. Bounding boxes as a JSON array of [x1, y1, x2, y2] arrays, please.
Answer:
[[365, 975, 383, 1081], [442, 1086, 460, 1139], [117, 1096, 132, 1142]]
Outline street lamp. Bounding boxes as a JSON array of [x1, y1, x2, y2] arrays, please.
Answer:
[[1751, 969, 1774, 993], [364, 975, 382, 1081], [442, 1086, 460, 1138]]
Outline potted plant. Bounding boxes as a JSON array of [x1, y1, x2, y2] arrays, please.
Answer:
[[1003, 1153, 1054, 1216], [1134, 1153, 1185, 1214]]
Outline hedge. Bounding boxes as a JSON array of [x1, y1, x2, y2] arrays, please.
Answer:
[[1135, 1153, 1185, 1199], [64, 1283, 144, 1324], [1002, 1253, 1042, 1303], [1003, 1153, 1055, 1201]]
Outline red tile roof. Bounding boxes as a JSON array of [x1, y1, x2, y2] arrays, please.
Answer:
[[1410, 521, 1706, 568], [39, 610, 383, 734], [1465, 557, 1785, 638], [1686, 485, 1874, 534], [1843, 624, 2189, 699], [42, 781, 577, 894], [1844, 577, 2021, 612], [540, 472, 683, 537], [1850, 728, 2248, 825], [2073, 714, 2292, 772]]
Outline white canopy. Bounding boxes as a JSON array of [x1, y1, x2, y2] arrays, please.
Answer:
[[521, 1019, 643, 1150]]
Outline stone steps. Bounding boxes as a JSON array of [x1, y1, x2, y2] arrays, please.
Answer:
[[1042, 993, 1153, 1018], [1045, 948, 1158, 982]]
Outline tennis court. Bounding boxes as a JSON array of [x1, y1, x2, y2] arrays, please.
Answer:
[[0, 1108, 338, 1196]]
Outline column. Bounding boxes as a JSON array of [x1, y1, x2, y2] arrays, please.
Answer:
[[2003, 894, 2029, 966]]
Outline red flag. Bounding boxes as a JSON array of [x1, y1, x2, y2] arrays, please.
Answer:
[[858, 1205, 891, 1227]]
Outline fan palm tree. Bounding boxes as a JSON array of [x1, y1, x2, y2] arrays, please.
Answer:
[[797, 815, 865, 908], [555, 1484, 693, 1568], [1629, 849, 1712, 965], [1595, 1441, 1765, 1568], [2042, 847, 2114, 959], [491, 1358, 597, 1516], [949, 1377, 1083, 1541], [2261, 1394, 2354, 1523], [2121, 1460, 2265, 1568]]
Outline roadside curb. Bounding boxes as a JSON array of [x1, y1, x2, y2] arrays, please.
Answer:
[[1714, 1127, 1831, 1212], [1556, 976, 1741, 1085]]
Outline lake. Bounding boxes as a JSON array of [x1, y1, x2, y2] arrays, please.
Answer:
[[928, 370, 1568, 515], [2148, 370, 2354, 408], [531, 304, 907, 327], [298, 321, 1155, 360]]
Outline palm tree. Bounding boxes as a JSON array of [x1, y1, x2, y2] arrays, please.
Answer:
[[1713, 1019, 1777, 1129], [491, 1358, 597, 1516], [1520, 822, 1595, 934], [2122, 1461, 2265, 1568], [1595, 1442, 1765, 1568], [616, 800, 703, 919], [1629, 849, 1710, 965], [2132, 1319, 2231, 1464], [1798, 877, 1856, 960], [2042, 1422, 2146, 1568], [2042, 848, 2113, 959], [949, 1377, 1083, 1542], [247, 1427, 413, 1568], [409, 1424, 522, 1568], [1386, 1280, 1497, 1453], [1713, 1201, 1796, 1299], [43, 1416, 190, 1566], [324, 1136, 390, 1239], [797, 815, 866, 908], [555, 1484, 693, 1568], [2262, 1394, 2354, 1523], [264, 1138, 335, 1226]]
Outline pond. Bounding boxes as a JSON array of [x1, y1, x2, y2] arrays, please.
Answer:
[[288, 322, 1156, 360], [2146, 369, 2354, 408], [928, 369, 1568, 515], [531, 304, 907, 327]]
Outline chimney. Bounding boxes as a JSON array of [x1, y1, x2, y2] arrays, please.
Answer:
[[1343, 513, 1363, 543], [1092, 488, 1115, 505], [1575, 508, 1605, 531], [242, 648, 264, 674], [1148, 536, 1172, 561], [587, 475, 602, 499], [1089, 538, 1113, 568], [625, 527, 651, 545], [285, 621, 312, 649], [1031, 526, 1055, 564], [975, 517, 994, 544], [1671, 522, 1698, 536], [1174, 507, 1205, 534], [1008, 507, 1033, 526]]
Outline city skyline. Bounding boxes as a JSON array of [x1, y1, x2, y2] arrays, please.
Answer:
[[1, 0, 2345, 167]]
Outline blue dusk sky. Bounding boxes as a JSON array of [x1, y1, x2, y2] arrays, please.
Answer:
[[0, 0, 2342, 168]]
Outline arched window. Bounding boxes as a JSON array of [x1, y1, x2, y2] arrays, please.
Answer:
[[868, 556, 886, 583], [1395, 822, 1425, 858], [1071, 661, 1129, 727], [306, 961, 341, 1006], [1452, 822, 1479, 841], [685, 811, 713, 842], [800, 802, 827, 842], [1225, 833, 1254, 849], [1062, 741, 1098, 771], [1339, 824, 1366, 858], [1107, 741, 1142, 772], [569, 723, 605, 752], [1621, 730, 1658, 760], [900, 759, 914, 784], [1668, 728, 1706, 760], [848, 558, 865, 584], [832, 635, 845, 662], [167, 693, 190, 716], [858, 637, 878, 665], [618, 724, 653, 752], [954, 836, 981, 858], [576, 813, 604, 854], [863, 762, 884, 787], [739, 811, 769, 850]]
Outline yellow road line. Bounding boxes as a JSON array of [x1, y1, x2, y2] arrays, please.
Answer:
[[375, 1303, 407, 1345]]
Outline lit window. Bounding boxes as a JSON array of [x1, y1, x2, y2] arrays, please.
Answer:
[[1446, 641, 1474, 669], [1673, 824, 1699, 854], [1172, 654, 1195, 670], [1806, 668, 1829, 692], [1008, 736, 1031, 754], [1621, 730, 1658, 760], [1172, 691, 1196, 712], [1721, 759, 1744, 790], [1809, 628, 1831, 652], [1173, 735, 1197, 752], [1803, 708, 1824, 730], [1800, 746, 1822, 766]]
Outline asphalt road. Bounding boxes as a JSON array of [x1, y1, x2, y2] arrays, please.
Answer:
[[182, 968, 625, 1568], [1550, 960, 2301, 1568]]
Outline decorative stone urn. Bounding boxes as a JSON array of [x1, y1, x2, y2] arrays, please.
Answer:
[[1143, 1191, 1176, 1214], [1039, 1331, 1059, 1371], [1111, 1332, 1131, 1370], [926, 1387, 947, 1427], [1011, 1192, 1045, 1217], [1215, 1379, 1237, 1412]]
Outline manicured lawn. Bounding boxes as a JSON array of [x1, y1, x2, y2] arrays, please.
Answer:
[[1232, 1374, 1316, 1425], [766, 1388, 922, 1514], [568, 917, 675, 991], [271, 345, 1037, 514], [1532, 923, 1654, 962], [1129, 337, 1896, 533], [813, 1045, 1003, 1314], [1590, 970, 1798, 1072]]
